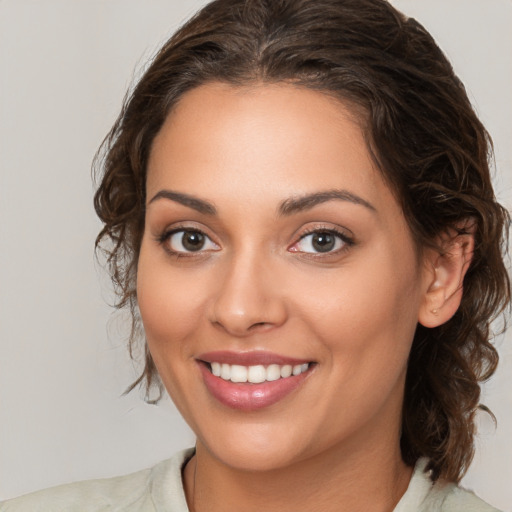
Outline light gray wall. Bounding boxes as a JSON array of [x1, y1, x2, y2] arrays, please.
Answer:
[[0, 1, 510, 509]]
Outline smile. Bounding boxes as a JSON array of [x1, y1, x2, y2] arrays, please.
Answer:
[[197, 352, 315, 411], [209, 362, 310, 383]]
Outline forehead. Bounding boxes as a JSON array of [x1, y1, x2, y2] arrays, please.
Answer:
[[147, 82, 393, 214]]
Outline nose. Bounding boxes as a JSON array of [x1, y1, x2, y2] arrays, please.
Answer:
[[209, 251, 288, 337]]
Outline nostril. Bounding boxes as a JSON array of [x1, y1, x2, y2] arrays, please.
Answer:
[[248, 321, 273, 332]]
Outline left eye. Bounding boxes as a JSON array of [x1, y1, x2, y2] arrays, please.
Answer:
[[166, 230, 219, 253], [292, 231, 346, 254]]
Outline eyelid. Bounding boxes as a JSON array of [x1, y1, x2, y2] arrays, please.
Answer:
[[156, 224, 220, 256], [154, 222, 354, 258], [288, 225, 355, 255]]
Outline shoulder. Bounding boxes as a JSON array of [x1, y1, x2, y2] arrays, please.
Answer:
[[0, 468, 154, 512], [0, 449, 193, 512], [395, 459, 502, 512], [430, 482, 502, 512]]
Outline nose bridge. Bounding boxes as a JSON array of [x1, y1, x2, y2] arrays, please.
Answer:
[[211, 245, 287, 335]]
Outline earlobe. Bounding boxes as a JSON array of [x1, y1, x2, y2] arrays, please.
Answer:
[[418, 223, 475, 328]]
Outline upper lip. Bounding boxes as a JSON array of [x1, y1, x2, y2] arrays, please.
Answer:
[[197, 350, 312, 366]]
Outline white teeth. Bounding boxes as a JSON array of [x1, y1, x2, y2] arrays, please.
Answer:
[[230, 365, 248, 383], [221, 363, 231, 380], [280, 365, 293, 378], [211, 362, 221, 377], [292, 364, 302, 376], [266, 364, 281, 381], [209, 362, 310, 383], [248, 365, 266, 383]]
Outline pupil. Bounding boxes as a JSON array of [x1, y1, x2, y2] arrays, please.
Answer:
[[182, 231, 205, 251], [312, 232, 335, 252]]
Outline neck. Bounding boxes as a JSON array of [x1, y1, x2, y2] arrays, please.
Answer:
[[184, 432, 413, 512]]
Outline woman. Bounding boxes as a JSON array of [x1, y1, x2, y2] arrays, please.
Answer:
[[1, 0, 509, 510]]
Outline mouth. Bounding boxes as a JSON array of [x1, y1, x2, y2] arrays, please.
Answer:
[[197, 351, 315, 411], [207, 361, 310, 383]]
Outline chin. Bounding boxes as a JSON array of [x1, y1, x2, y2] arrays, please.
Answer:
[[207, 441, 303, 472], [194, 418, 318, 473]]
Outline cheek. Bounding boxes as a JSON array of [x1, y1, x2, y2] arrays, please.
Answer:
[[295, 244, 422, 372], [136, 244, 210, 417], [136, 244, 208, 353]]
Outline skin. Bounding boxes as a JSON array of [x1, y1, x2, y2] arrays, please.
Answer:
[[137, 83, 472, 512]]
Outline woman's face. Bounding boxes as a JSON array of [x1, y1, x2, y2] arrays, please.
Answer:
[[137, 83, 432, 471]]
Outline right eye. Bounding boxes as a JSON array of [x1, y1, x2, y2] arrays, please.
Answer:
[[163, 229, 219, 254]]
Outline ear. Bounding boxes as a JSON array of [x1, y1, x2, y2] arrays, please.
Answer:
[[418, 221, 475, 328]]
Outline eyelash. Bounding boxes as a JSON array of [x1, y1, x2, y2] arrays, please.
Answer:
[[156, 226, 354, 258], [157, 226, 218, 257], [290, 227, 354, 257]]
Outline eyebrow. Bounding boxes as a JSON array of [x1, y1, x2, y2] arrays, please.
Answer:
[[149, 190, 217, 215], [278, 189, 376, 216], [148, 188, 375, 217]]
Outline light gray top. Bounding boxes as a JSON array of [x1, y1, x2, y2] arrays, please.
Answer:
[[0, 449, 501, 511]]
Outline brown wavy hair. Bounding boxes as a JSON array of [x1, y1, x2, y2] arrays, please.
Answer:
[[94, 0, 510, 482]]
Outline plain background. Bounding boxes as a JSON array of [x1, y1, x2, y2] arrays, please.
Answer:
[[0, 1, 511, 509]]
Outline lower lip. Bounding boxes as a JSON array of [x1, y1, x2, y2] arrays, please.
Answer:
[[199, 363, 312, 411]]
